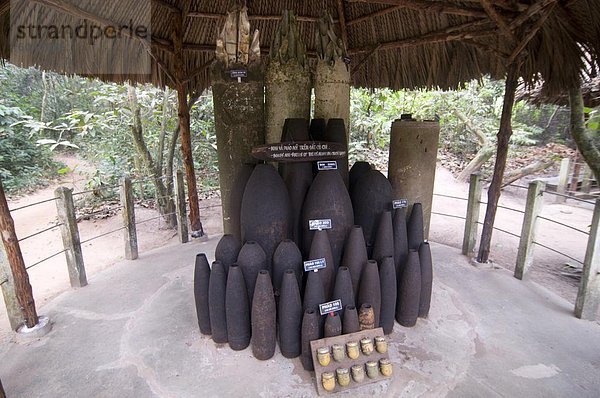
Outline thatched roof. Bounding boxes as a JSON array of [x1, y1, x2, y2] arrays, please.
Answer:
[[1, 0, 599, 95], [517, 76, 600, 107]]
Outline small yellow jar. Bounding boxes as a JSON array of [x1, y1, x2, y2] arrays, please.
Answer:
[[379, 358, 393, 377], [351, 364, 365, 383], [336, 368, 350, 387], [365, 361, 378, 379], [322, 372, 336, 391], [360, 337, 374, 355], [332, 344, 345, 362], [346, 341, 360, 359], [375, 336, 388, 354], [317, 347, 331, 366]]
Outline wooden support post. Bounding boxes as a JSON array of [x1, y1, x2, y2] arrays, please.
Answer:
[[575, 198, 600, 319], [556, 157, 570, 203], [175, 170, 189, 243], [462, 174, 483, 255], [514, 180, 545, 280], [581, 165, 592, 194], [54, 187, 87, 288], [477, 62, 520, 263], [0, 243, 25, 330], [173, 12, 204, 237], [0, 179, 38, 328], [120, 176, 138, 260]]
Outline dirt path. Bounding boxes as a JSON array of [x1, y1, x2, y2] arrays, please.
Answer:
[[1, 156, 226, 342], [430, 167, 592, 305]]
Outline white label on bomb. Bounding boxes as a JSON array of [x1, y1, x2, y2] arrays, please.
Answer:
[[319, 299, 343, 315], [304, 258, 326, 272], [393, 199, 408, 209], [317, 161, 338, 170], [309, 219, 332, 230]]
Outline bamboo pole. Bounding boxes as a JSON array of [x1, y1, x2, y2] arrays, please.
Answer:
[[477, 62, 520, 263], [173, 13, 204, 237], [0, 178, 38, 328]]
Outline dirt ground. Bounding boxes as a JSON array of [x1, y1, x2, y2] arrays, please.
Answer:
[[1, 157, 593, 341], [0, 156, 223, 343]]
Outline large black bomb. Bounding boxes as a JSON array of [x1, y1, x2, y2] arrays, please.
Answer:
[[302, 170, 354, 269], [240, 164, 291, 272]]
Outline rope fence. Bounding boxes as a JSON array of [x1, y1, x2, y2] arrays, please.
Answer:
[[80, 226, 127, 245], [25, 249, 67, 271], [135, 212, 176, 225], [542, 189, 595, 205], [17, 223, 63, 243], [8, 197, 58, 213]]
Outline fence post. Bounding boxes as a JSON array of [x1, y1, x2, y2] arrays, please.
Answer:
[[175, 170, 189, 243], [575, 198, 600, 320], [462, 173, 482, 255], [55, 187, 87, 288], [120, 176, 138, 260], [581, 165, 592, 194], [0, 244, 24, 330], [556, 157, 570, 203], [514, 180, 545, 280]]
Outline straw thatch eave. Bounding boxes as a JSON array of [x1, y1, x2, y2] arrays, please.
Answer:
[[0, 1, 599, 95]]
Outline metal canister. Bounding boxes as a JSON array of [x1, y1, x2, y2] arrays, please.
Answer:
[[336, 368, 350, 387], [346, 341, 360, 359], [322, 372, 336, 391], [317, 347, 331, 367], [360, 337, 374, 355], [380, 358, 393, 376], [332, 344, 345, 362], [375, 336, 388, 354], [365, 361, 378, 379], [351, 364, 365, 383]]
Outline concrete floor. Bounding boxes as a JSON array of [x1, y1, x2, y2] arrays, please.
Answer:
[[0, 237, 598, 397]]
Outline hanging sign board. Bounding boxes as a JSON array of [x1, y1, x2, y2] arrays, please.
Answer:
[[319, 299, 343, 315], [252, 141, 346, 163], [304, 258, 326, 272], [309, 219, 332, 231], [393, 199, 408, 209]]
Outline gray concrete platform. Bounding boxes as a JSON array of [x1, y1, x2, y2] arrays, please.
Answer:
[[0, 237, 598, 397]]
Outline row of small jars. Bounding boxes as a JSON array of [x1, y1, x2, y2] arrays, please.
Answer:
[[316, 336, 388, 366], [322, 359, 393, 391]]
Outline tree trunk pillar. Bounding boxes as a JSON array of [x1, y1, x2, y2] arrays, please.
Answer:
[[0, 179, 38, 328], [211, 63, 265, 239], [477, 63, 520, 263], [265, 63, 311, 144], [313, 61, 351, 140], [388, 118, 440, 239]]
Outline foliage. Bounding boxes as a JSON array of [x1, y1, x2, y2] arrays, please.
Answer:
[[0, 103, 57, 193], [349, 77, 570, 167], [1, 62, 576, 197]]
